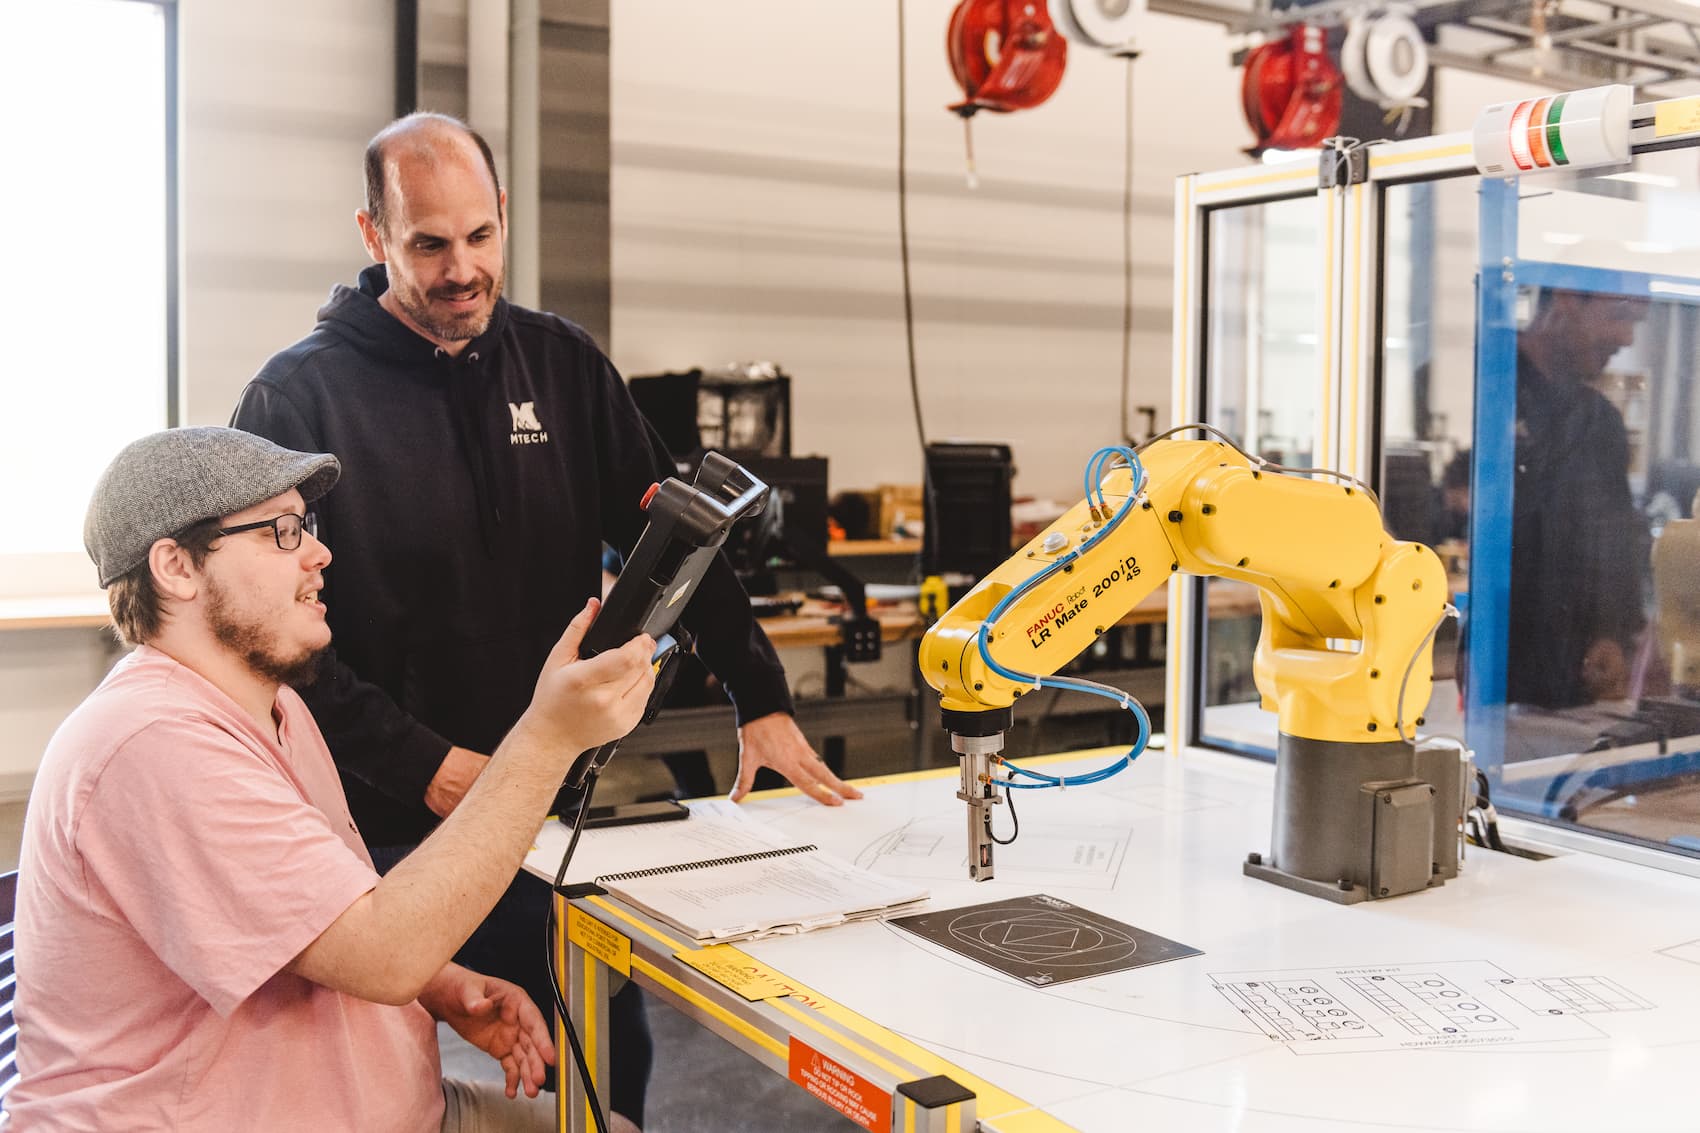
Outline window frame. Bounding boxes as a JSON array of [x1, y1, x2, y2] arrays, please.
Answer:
[[0, 0, 176, 609]]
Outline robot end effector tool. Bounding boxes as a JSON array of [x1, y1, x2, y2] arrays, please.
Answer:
[[919, 434, 1464, 904]]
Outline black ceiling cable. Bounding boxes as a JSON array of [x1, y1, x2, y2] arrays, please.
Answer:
[[898, 0, 947, 587], [1120, 52, 1138, 447], [897, 0, 928, 456]]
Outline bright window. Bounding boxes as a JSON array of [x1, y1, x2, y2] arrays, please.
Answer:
[[0, 0, 171, 597]]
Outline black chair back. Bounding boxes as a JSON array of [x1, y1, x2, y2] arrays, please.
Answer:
[[0, 870, 19, 1115]]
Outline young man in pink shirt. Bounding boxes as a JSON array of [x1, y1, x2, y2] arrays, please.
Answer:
[[10, 426, 655, 1132]]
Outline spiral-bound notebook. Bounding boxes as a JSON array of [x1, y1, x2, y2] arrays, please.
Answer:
[[544, 802, 928, 944]]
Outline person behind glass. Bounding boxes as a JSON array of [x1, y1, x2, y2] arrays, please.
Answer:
[[1508, 286, 1652, 710], [11, 427, 657, 1132], [1436, 448, 1471, 544], [229, 111, 861, 1124]]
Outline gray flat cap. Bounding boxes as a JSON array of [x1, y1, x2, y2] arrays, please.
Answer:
[[84, 426, 341, 587]]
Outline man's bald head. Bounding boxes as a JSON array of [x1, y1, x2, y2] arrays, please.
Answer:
[[355, 112, 509, 353], [1525, 287, 1649, 385], [363, 112, 502, 236]]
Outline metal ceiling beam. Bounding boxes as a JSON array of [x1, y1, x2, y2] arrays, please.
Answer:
[[1425, 44, 1631, 93], [1466, 13, 1700, 80], [1560, 37, 1698, 77], [1145, 0, 1700, 94], [1546, 13, 1662, 45], [1605, 0, 1700, 28], [1221, 0, 1462, 34], [1145, 0, 1257, 26]]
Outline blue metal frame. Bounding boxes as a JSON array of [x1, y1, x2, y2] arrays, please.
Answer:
[[1517, 260, 1700, 302], [1465, 177, 1520, 785], [1496, 748, 1700, 820]]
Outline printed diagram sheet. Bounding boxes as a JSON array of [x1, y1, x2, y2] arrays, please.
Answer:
[[821, 768, 1240, 891], [1657, 937, 1700, 967], [1212, 960, 1652, 1054], [854, 817, 1130, 889], [1098, 782, 1234, 815]]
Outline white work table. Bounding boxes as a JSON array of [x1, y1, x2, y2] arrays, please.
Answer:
[[538, 744, 1700, 1132]]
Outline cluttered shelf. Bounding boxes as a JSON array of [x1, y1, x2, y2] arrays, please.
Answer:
[[761, 598, 930, 649], [827, 538, 921, 557]]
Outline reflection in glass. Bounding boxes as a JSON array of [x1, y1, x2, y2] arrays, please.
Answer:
[[1197, 197, 1322, 756], [1507, 287, 1650, 716], [1482, 150, 1700, 856], [1379, 177, 1477, 738], [1499, 285, 1699, 840]]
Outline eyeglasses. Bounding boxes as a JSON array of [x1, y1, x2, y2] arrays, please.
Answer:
[[215, 512, 318, 551]]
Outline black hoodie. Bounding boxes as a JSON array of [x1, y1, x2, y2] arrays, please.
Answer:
[[232, 265, 793, 846]]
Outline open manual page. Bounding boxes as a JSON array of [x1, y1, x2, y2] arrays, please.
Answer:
[[526, 799, 928, 944]]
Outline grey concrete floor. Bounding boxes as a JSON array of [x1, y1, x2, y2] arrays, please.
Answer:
[[439, 994, 861, 1132]]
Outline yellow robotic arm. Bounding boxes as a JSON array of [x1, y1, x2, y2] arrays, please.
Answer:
[[920, 434, 1461, 904]]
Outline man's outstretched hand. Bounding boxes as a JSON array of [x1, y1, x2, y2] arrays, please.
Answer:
[[729, 712, 863, 805]]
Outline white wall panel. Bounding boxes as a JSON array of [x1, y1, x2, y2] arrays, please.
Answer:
[[177, 0, 392, 423], [607, 1, 1246, 500]]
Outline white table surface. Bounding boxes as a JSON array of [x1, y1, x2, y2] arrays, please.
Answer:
[[597, 743, 1700, 1133]]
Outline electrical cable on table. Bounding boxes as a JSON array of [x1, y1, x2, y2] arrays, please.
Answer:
[[543, 771, 613, 1133]]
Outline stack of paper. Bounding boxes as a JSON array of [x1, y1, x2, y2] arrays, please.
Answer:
[[528, 800, 928, 944]]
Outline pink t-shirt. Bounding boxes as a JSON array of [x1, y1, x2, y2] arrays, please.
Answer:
[[9, 646, 444, 1132]]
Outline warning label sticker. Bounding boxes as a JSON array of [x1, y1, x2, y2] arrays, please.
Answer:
[[565, 905, 632, 978], [787, 1036, 890, 1133], [677, 944, 798, 1001]]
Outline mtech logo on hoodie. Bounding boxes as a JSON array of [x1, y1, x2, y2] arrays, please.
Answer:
[[508, 401, 550, 446]]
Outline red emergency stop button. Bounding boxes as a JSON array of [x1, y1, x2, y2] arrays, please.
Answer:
[[640, 482, 660, 510]]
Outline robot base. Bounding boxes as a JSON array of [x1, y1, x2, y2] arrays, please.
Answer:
[[1246, 734, 1466, 904], [1243, 855, 1375, 905]]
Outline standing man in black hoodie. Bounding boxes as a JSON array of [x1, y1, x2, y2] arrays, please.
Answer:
[[231, 112, 861, 1128], [1507, 287, 1650, 713]]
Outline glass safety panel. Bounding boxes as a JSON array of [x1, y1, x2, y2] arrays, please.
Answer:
[[1196, 196, 1324, 758], [1472, 148, 1700, 856], [1377, 175, 1478, 745]]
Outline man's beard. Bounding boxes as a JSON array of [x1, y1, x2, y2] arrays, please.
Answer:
[[205, 580, 327, 689], [394, 264, 504, 343]]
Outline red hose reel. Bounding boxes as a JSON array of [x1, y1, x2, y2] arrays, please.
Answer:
[[946, 0, 1068, 117], [1241, 24, 1343, 154]]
